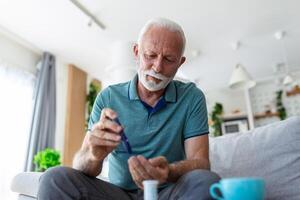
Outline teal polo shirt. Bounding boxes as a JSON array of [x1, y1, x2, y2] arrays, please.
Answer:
[[88, 75, 209, 190]]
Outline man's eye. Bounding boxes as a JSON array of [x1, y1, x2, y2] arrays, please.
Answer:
[[145, 54, 156, 59], [165, 57, 174, 62]]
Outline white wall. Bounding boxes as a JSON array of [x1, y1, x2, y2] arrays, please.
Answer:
[[55, 59, 68, 155], [0, 28, 68, 155], [249, 70, 300, 127], [205, 87, 247, 116], [0, 28, 40, 74], [205, 70, 300, 129]]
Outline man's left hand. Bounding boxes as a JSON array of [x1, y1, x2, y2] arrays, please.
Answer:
[[128, 155, 169, 189]]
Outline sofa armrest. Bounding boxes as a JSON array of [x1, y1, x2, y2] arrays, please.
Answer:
[[11, 169, 109, 198], [11, 172, 43, 198]]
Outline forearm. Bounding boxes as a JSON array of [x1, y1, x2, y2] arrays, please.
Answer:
[[72, 148, 103, 177], [167, 158, 210, 182]]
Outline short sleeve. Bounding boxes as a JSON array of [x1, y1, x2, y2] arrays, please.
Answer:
[[88, 87, 110, 131], [183, 89, 209, 139]]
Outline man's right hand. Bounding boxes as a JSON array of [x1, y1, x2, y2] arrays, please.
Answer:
[[84, 108, 123, 162]]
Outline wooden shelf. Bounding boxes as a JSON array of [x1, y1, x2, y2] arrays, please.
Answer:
[[286, 85, 300, 97], [222, 114, 248, 121], [254, 112, 279, 119]]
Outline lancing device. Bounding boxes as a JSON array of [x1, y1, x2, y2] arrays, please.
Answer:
[[113, 118, 132, 154]]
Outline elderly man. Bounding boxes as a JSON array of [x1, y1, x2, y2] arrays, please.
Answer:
[[38, 18, 220, 200]]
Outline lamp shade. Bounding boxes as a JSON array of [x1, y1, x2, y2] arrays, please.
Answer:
[[283, 74, 293, 85], [106, 41, 136, 72], [229, 64, 256, 89], [104, 41, 137, 87]]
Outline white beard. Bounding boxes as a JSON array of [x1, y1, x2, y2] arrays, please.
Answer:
[[138, 68, 174, 91]]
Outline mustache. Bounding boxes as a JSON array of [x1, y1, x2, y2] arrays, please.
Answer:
[[144, 69, 169, 81]]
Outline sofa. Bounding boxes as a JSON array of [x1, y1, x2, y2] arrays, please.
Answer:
[[11, 116, 300, 199]]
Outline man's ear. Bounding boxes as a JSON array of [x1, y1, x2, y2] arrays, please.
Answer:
[[178, 56, 186, 68], [133, 43, 139, 59]]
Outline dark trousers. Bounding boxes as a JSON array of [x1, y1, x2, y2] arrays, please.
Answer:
[[38, 166, 220, 200]]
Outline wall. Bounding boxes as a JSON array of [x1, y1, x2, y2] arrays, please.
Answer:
[[249, 70, 300, 127], [55, 59, 68, 155], [0, 28, 40, 74], [204, 70, 300, 130], [0, 27, 68, 156], [205, 88, 247, 117]]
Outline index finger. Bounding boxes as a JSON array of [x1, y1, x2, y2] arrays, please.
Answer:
[[128, 156, 154, 180], [148, 156, 168, 167], [100, 108, 118, 121], [137, 156, 160, 178]]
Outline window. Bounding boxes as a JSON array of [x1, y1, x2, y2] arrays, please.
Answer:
[[0, 60, 35, 200]]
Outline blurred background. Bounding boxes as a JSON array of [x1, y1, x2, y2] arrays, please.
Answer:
[[0, 0, 299, 199]]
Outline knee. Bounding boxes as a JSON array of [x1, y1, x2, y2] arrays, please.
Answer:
[[40, 166, 73, 184], [172, 170, 221, 200], [38, 166, 77, 193], [181, 169, 221, 186]]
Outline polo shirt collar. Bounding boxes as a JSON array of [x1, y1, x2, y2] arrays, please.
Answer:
[[128, 74, 177, 103], [128, 75, 140, 100], [164, 80, 177, 103]]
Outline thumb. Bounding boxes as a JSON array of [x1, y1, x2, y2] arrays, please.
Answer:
[[149, 156, 167, 167]]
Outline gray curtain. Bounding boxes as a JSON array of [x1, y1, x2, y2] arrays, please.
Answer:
[[24, 52, 56, 171]]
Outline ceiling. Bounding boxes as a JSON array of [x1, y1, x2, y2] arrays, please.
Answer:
[[0, 0, 299, 91]]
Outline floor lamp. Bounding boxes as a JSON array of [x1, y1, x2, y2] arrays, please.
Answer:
[[229, 63, 256, 129]]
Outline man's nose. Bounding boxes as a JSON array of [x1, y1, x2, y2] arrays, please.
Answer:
[[152, 57, 163, 73]]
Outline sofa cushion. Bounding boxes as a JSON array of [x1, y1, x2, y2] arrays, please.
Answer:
[[209, 116, 300, 200]]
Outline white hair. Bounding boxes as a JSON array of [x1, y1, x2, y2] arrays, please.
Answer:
[[137, 18, 186, 55]]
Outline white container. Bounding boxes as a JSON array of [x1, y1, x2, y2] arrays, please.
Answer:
[[143, 180, 159, 200]]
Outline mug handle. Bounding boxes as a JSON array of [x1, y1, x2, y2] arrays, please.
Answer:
[[210, 183, 224, 200]]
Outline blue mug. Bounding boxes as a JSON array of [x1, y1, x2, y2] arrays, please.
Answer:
[[210, 177, 265, 200]]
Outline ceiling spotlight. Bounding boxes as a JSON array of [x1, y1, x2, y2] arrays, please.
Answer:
[[70, 0, 106, 30], [274, 31, 286, 40], [274, 30, 294, 85], [231, 41, 241, 51]]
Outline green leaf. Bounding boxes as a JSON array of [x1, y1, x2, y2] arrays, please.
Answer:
[[210, 102, 224, 137], [276, 90, 287, 121], [33, 148, 61, 172], [86, 81, 101, 130]]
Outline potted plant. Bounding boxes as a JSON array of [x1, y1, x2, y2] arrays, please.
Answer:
[[276, 90, 287, 120], [33, 148, 61, 172], [210, 102, 224, 137], [86, 80, 101, 128]]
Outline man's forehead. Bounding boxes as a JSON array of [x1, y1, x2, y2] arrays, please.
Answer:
[[140, 40, 181, 55], [139, 28, 183, 53]]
